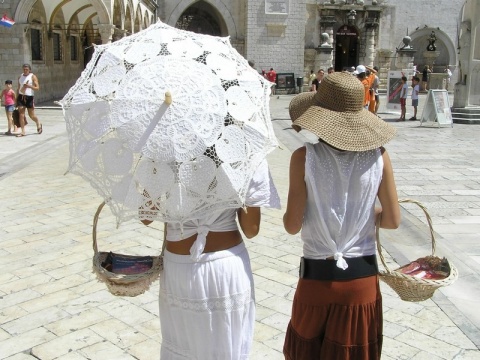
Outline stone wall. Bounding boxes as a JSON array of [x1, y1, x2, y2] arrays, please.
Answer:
[[245, 0, 305, 81], [378, 0, 464, 83]]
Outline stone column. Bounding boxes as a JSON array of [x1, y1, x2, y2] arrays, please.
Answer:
[[304, 48, 317, 82], [376, 49, 394, 92], [395, 36, 417, 81], [396, 49, 416, 73], [314, 33, 333, 75], [365, 28, 376, 66], [98, 24, 115, 44]]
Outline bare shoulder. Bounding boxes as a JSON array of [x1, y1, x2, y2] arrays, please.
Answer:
[[292, 146, 306, 159]]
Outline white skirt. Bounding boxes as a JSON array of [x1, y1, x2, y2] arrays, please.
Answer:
[[159, 242, 255, 360]]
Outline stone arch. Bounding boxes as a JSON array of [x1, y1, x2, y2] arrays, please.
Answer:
[[125, 1, 134, 35], [144, 10, 149, 28], [48, 0, 69, 36], [113, 0, 124, 30], [134, 4, 142, 33], [66, 5, 93, 37], [14, 0, 109, 24], [167, 0, 236, 38], [409, 28, 457, 73]]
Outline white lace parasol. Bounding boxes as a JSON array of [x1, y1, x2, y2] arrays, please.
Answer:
[[59, 21, 277, 225]]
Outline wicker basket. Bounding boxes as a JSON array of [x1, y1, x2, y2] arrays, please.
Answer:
[[376, 199, 458, 302], [92, 202, 164, 297]]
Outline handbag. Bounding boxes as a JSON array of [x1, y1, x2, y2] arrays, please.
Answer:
[[376, 199, 458, 301], [92, 201, 165, 297], [12, 108, 28, 127]]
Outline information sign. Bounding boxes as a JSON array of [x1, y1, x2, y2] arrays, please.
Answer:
[[386, 71, 403, 110], [265, 0, 289, 14], [420, 90, 453, 127], [386, 70, 417, 110]]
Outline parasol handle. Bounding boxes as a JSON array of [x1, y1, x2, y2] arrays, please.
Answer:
[[164, 91, 172, 105], [134, 91, 172, 153]]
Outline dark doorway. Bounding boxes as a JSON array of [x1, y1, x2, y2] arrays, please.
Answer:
[[176, 2, 225, 36], [334, 25, 359, 72], [83, 30, 94, 69]]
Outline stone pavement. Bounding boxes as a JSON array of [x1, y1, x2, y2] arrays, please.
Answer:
[[0, 93, 479, 359]]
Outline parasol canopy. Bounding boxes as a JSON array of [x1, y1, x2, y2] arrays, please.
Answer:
[[59, 21, 278, 225]]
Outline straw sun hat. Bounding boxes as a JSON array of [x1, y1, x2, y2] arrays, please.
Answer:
[[289, 72, 396, 151]]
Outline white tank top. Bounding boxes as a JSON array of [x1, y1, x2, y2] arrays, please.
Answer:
[[166, 159, 280, 261], [19, 73, 34, 96], [301, 142, 383, 269]]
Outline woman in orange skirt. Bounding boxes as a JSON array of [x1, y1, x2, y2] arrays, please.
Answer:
[[283, 72, 401, 359]]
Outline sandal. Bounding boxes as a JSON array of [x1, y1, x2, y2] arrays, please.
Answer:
[[4, 131, 12, 135], [37, 124, 43, 134], [16, 133, 26, 137]]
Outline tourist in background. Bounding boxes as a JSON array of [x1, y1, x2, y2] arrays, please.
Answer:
[[421, 65, 431, 91], [311, 69, 325, 92], [444, 66, 452, 91], [16, 64, 42, 137], [267, 68, 277, 95], [1, 80, 16, 135], [410, 76, 420, 120], [397, 76, 408, 121]]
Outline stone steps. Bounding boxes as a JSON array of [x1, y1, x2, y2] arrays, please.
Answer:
[[451, 107, 480, 124]]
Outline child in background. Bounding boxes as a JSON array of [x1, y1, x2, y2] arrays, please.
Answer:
[[1, 80, 16, 135], [397, 76, 408, 121], [410, 77, 420, 120]]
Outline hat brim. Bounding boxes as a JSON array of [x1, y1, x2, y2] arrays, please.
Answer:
[[292, 106, 396, 151]]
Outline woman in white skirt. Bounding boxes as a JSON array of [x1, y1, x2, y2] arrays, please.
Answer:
[[152, 160, 280, 360]]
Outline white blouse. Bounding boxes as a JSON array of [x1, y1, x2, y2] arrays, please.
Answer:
[[166, 159, 280, 260], [301, 142, 383, 269]]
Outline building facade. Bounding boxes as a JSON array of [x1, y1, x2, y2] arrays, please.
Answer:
[[0, 0, 466, 103]]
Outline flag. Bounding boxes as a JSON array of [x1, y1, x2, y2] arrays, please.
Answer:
[[0, 15, 15, 28]]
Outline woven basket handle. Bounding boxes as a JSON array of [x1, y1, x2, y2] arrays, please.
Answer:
[[92, 201, 166, 256], [376, 198, 436, 272]]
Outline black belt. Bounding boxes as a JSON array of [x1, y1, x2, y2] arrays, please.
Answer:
[[299, 255, 378, 281]]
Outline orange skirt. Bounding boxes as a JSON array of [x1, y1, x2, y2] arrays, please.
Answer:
[[368, 98, 376, 113], [283, 275, 382, 360]]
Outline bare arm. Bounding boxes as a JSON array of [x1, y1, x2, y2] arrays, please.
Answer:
[[365, 65, 377, 74], [283, 147, 307, 234], [376, 148, 401, 229], [28, 74, 40, 91], [238, 207, 261, 238]]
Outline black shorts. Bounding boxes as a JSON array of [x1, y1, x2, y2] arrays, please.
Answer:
[[17, 95, 35, 108]]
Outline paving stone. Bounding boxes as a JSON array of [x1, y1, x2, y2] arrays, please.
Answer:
[[127, 338, 161, 360], [44, 307, 110, 336], [0, 327, 57, 359], [4, 354, 39, 360], [31, 328, 103, 359], [384, 308, 443, 336], [78, 340, 137, 359], [396, 328, 463, 359]]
